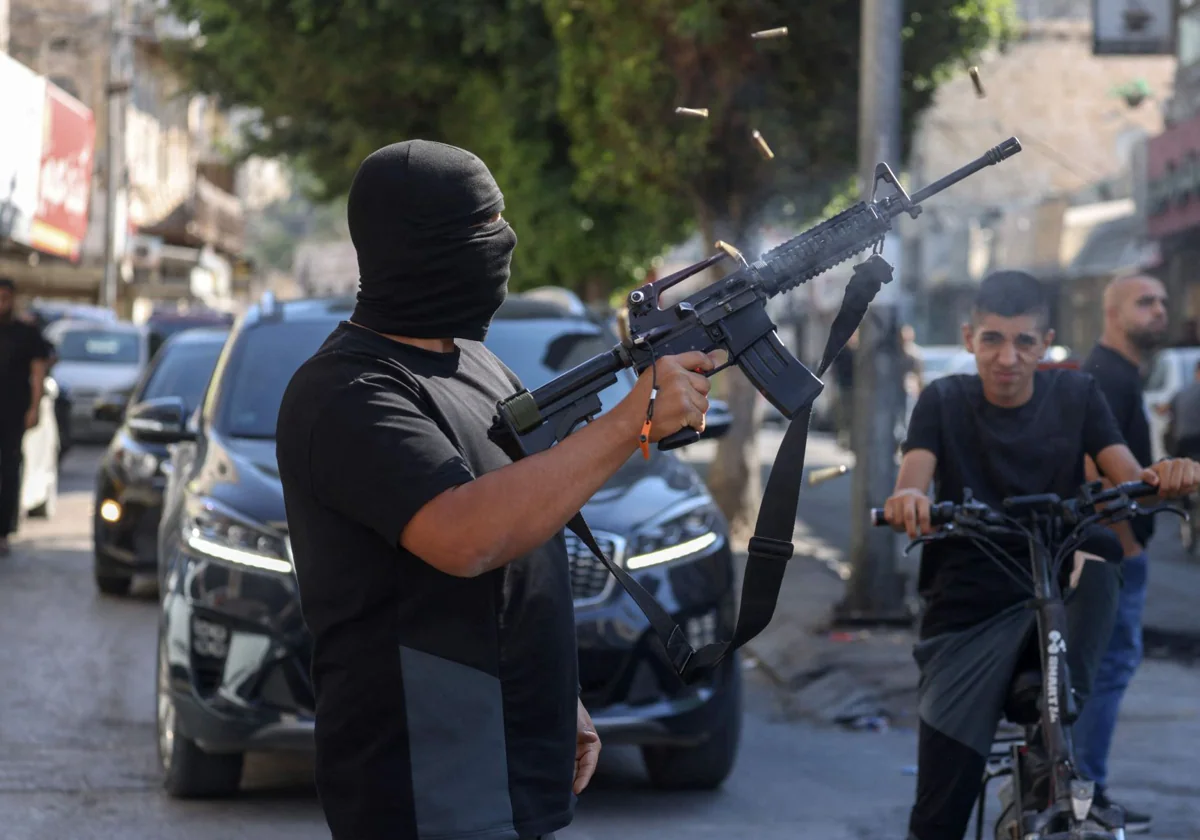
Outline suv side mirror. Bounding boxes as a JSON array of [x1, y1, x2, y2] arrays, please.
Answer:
[[94, 397, 127, 424], [127, 396, 194, 443], [700, 398, 732, 441]]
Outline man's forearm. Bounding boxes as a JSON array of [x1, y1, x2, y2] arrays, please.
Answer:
[[1088, 449, 1145, 556], [405, 402, 642, 577]]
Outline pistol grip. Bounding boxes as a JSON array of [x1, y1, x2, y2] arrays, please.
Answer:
[[740, 331, 824, 419], [658, 428, 701, 451]]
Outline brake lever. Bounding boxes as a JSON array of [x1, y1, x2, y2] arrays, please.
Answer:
[[1133, 502, 1187, 521], [902, 530, 954, 555]]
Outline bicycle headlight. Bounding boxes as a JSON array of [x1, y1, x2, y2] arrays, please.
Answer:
[[183, 497, 292, 574], [626, 498, 722, 570]]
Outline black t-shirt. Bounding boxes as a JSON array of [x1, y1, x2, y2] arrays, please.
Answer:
[[275, 322, 579, 840], [902, 370, 1125, 639], [1082, 344, 1155, 547], [0, 318, 52, 418]]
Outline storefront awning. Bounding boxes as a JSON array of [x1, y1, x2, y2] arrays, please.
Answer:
[[1060, 199, 1161, 278], [138, 175, 244, 257]]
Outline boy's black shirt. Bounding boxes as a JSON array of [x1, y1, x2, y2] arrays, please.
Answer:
[[275, 322, 578, 840], [902, 370, 1125, 639]]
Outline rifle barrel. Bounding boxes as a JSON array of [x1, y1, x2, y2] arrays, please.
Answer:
[[908, 137, 1021, 206], [527, 347, 627, 410]]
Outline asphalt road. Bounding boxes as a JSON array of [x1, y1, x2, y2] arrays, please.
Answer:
[[3, 444, 1197, 840], [0, 446, 921, 840]]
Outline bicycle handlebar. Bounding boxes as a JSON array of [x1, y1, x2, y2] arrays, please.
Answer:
[[869, 479, 1160, 530]]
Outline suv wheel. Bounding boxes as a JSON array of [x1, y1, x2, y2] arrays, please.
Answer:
[[94, 550, 133, 596], [156, 631, 244, 798], [641, 654, 743, 791]]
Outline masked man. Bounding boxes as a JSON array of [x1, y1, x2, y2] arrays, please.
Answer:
[[275, 140, 718, 840]]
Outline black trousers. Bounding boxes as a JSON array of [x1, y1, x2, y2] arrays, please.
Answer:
[[0, 412, 25, 538], [907, 566, 1121, 840]]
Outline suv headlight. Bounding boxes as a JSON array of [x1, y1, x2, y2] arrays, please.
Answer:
[[183, 496, 292, 574], [117, 445, 161, 481], [626, 497, 722, 570]]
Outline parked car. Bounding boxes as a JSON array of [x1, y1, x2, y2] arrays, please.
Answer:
[[153, 294, 741, 798], [91, 327, 230, 596], [27, 300, 117, 326], [20, 376, 62, 520], [1144, 346, 1200, 462], [147, 311, 235, 358], [43, 319, 153, 444]]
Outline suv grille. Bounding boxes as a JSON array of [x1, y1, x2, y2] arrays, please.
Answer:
[[564, 531, 623, 604]]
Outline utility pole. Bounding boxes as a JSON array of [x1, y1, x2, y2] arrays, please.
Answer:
[[102, 0, 132, 312], [837, 0, 909, 623]]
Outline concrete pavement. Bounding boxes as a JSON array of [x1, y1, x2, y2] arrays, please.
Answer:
[[2, 440, 1195, 839], [0, 446, 921, 840]]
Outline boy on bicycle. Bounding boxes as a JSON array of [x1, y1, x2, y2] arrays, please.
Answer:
[[881, 270, 1200, 840]]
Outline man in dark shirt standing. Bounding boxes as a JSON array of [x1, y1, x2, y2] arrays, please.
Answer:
[[0, 277, 51, 557], [1074, 274, 1169, 832], [275, 141, 719, 840]]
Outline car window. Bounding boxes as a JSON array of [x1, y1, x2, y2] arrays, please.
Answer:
[[218, 320, 337, 438], [138, 340, 226, 413], [484, 319, 635, 413], [1145, 353, 1174, 392], [54, 328, 141, 364]]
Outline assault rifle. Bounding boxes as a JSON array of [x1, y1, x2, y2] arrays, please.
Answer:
[[489, 137, 1023, 684]]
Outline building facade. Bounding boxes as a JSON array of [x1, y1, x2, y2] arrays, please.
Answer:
[[3, 0, 287, 318], [1136, 0, 1200, 341], [899, 0, 1175, 347]]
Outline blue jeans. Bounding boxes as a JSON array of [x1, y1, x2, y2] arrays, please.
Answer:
[[1072, 552, 1148, 792]]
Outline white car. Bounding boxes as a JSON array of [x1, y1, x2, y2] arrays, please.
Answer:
[[1144, 346, 1200, 462], [43, 319, 152, 444], [20, 377, 61, 519]]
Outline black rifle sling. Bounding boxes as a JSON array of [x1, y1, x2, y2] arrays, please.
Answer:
[[566, 256, 892, 684]]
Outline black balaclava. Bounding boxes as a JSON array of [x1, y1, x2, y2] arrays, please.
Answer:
[[348, 140, 517, 341]]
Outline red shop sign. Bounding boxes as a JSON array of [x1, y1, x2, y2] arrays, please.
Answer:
[[29, 82, 96, 261]]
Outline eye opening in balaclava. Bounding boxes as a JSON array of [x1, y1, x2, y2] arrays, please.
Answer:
[[348, 140, 518, 341]]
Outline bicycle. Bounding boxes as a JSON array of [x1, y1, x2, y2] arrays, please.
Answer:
[[870, 479, 1185, 840]]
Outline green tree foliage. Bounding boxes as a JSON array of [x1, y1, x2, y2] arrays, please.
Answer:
[[162, 0, 689, 298], [546, 0, 1014, 239]]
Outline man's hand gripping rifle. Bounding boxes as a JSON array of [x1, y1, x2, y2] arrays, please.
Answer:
[[489, 137, 1023, 685]]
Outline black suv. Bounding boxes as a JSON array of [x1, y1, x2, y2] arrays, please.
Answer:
[[92, 327, 229, 596], [152, 293, 743, 798]]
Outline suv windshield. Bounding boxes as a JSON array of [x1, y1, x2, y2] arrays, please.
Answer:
[[484, 319, 635, 412], [56, 329, 141, 364], [219, 320, 338, 438], [217, 315, 631, 440], [139, 338, 226, 413]]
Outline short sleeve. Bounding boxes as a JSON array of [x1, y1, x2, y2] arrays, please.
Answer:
[[1082, 378, 1126, 460], [308, 375, 476, 547], [901, 381, 942, 459]]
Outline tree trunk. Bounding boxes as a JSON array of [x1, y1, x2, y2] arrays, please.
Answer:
[[701, 216, 765, 541], [707, 366, 764, 540]]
